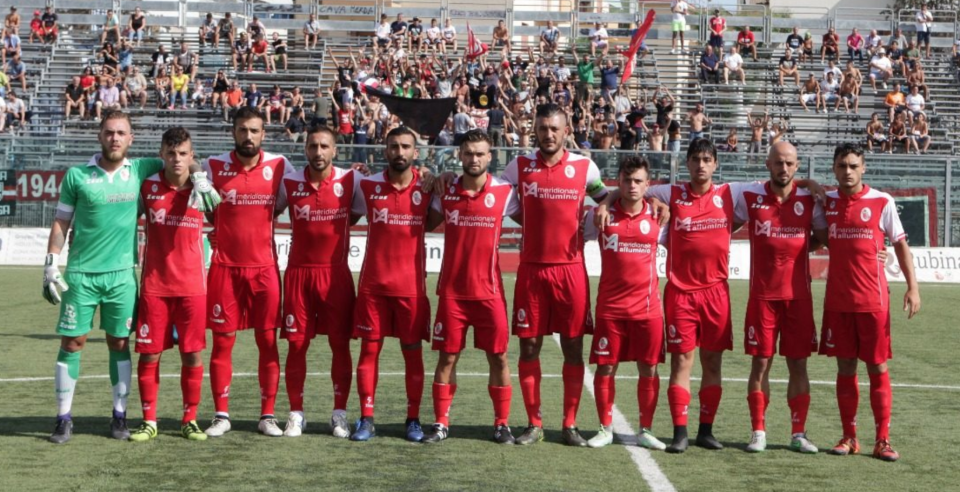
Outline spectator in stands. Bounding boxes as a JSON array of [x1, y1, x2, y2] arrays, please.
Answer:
[[99, 42, 119, 76], [150, 44, 172, 78], [838, 70, 860, 113], [245, 82, 264, 109], [819, 72, 839, 113], [768, 120, 787, 147], [823, 58, 843, 82], [912, 112, 930, 154], [442, 18, 458, 54], [250, 34, 271, 72], [3, 27, 20, 66], [865, 112, 889, 153], [127, 7, 146, 47], [723, 45, 745, 84], [539, 20, 560, 56], [865, 29, 883, 57], [28, 10, 41, 45], [215, 12, 235, 51], [843, 59, 863, 87], [699, 45, 720, 83], [95, 78, 121, 120], [589, 22, 609, 57], [571, 47, 593, 101], [232, 32, 250, 71], [190, 77, 208, 109], [265, 85, 287, 125], [6, 53, 25, 91], [748, 111, 769, 153], [647, 123, 663, 151], [425, 18, 442, 53], [737, 26, 757, 61], [868, 48, 893, 93], [408, 18, 423, 53], [846, 28, 864, 64], [800, 32, 815, 63], [79, 66, 96, 96], [271, 32, 288, 72], [708, 10, 725, 50], [154, 66, 171, 109], [115, 39, 133, 76], [916, 4, 933, 58], [906, 60, 929, 99], [686, 102, 711, 141], [887, 40, 905, 74], [284, 107, 307, 142], [200, 13, 217, 48], [598, 55, 621, 103], [670, 0, 693, 54], [210, 70, 229, 110], [884, 82, 906, 122], [174, 41, 198, 80], [904, 40, 921, 73], [905, 84, 925, 126], [123, 66, 148, 109], [169, 66, 190, 110], [310, 87, 330, 125], [303, 13, 320, 51], [330, 88, 355, 143], [888, 27, 907, 53], [778, 48, 800, 86], [64, 76, 85, 120], [222, 81, 243, 121], [40, 6, 57, 44], [799, 73, 820, 112], [493, 20, 510, 56], [785, 27, 803, 53], [247, 16, 265, 40], [820, 26, 839, 63], [5, 90, 28, 129], [889, 111, 910, 153], [4, 7, 19, 36], [99, 9, 121, 45], [665, 111, 682, 152], [0, 68, 9, 98], [390, 13, 407, 48], [374, 14, 391, 55]]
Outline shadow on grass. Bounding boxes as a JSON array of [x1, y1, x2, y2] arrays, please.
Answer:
[[0, 333, 106, 342]]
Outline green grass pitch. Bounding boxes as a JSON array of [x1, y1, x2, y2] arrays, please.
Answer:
[[1, 267, 958, 491]]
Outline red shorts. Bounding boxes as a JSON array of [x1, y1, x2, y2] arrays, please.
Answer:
[[664, 281, 732, 354], [512, 262, 592, 339], [432, 297, 509, 354], [282, 265, 355, 342], [744, 297, 818, 359], [819, 310, 892, 365], [590, 317, 665, 366], [353, 292, 430, 344], [135, 294, 206, 354], [206, 263, 281, 332]]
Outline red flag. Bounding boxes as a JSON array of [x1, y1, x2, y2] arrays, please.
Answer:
[[466, 22, 489, 60], [620, 10, 656, 85]]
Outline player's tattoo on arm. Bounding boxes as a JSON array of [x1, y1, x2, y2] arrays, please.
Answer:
[[47, 218, 70, 255]]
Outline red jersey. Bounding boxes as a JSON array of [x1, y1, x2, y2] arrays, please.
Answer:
[[338, 109, 354, 134], [356, 169, 432, 297], [431, 174, 519, 300], [502, 150, 607, 265], [584, 201, 665, 320], [737, 31, 755, 44], [710, 17, 726, 35], [140, 173, 206, 296], [202, 150, 294, 267], [649, 182, 745, 292], [734, 182, 826, 301], [277, 167, 365, 268], [823, 186, 905, 313]]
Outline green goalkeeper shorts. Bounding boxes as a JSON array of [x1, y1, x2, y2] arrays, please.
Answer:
[[56, 269, 138, 338]]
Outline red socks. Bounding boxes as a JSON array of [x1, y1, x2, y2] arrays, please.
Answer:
[[432, 382, 457, 426], [356, 340, 383, 418], [698, 385, 723, 424], [593, 374, 614, 427], [181, 364, 203, 424], [401, 347, 425, 419], [747, 391, 766, 432], [869, 371, 892, 441], [255, 329, 280, 416], [561, 363, 584, 428], [836, 374, 860, 438], [209, 333, 236, 415], [788, 393, 811, 435], [285, 339, 309, 412], [667, 384, 690, 426], [329, 336, 353, 411], [518, 359, 542, 427], [137, 360, 160, 422], [637, 376, 659, 430], [488, 385, 512, 426]]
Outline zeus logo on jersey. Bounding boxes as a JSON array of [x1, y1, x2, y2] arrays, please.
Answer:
[[521, 181, 578, 200]]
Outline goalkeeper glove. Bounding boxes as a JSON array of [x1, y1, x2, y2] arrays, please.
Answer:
[[188, 171, 222, 212], [42, 253, 69, 305]]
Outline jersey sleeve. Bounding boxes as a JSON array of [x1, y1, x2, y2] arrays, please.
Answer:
[[201, 157, 213, 175], [880, 194, 907, 243], [657, 222, 669, 245], [582, 209, 599, 241], [132, 157, 163, 181], [282, 157, 297, 176], [350, 170, 366, 216], [429, 194, 442, 213], [503, 187, 520, 217], [811, 200, 827, 230], [585, 160, 608, 200], [731, 183, 749, 223], [55, 168, 78, 220], [501, 159, 519, 186], [646, 184, 672, 203]]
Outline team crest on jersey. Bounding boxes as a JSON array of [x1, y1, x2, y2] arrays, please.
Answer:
[[434, 322, 443, 335], [151, 184, 158, 193], [294, 205, 310, 220], [213, 304, 222, 317], [517, 308, 527, 322], [860, 207, 872, 222], [527, 160, 536, 169], [120, 168, 130, 182], [668, 325, 677, 338], [747, 326, 755, 340], [713, 195, 724, 208], [522, 182, 538, 197], [445, 209, 459, 225], [602, 233, 619, 251], [149, 209, 166, 224], [375, 184, 382, 194], [285, 315, 295, 328], [333, 182, 344, 197], [224, 163, 231, 171], [297, 183, 304, 192], [484, 193, 496, 208], [449, 186, 456, 195], [829, 200, 836, 209], [564, 165, 575, 179], [640, 219, 651, 235], [794, 201, 805, 216], [63, 304, 76, 323], [262, 166, 273, 181], [412, 190, 422, 205], [598, 337, 609, 350], [681, 191, 688, 200], [372, 208, 388, 223], [756, 195, 764, 204], [222, 189, 237, 204], [139, 324, 149, 338], [91, 170, 99, 179]]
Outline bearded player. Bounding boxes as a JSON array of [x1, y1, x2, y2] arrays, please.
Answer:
[[274, 125, 364, 437], [421, 130, 518, 444], [128, 127, 211, 442], [350, 126, 437, 442], [43, 111, 218, 444], [820, 143, 920, 462], [202, 106, 296, 437]]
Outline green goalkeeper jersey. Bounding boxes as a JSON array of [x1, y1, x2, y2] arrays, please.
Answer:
[[56, 155, 163, 274]]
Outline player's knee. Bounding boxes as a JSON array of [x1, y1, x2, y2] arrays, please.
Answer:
[[596, 364, 616, 377], [866, 362, 887, 375], [400, 342, 422, 352], [105, 335, 128, 352], [836, 357, 858, 375], [180, 352, 202, 367], [637, 364, 658, 378], [141, 352, 162, 364], [60, 335, 86, 352]]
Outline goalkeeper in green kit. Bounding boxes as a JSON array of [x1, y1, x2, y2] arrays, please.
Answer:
[[42, 111, 220, 444]]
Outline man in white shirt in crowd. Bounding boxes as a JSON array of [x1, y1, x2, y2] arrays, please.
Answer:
[[723, 45, 745, 85]]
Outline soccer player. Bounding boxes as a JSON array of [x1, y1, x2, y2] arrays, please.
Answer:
[[732, 141, 826, 454], [820, 143, 920, 462], [201, 106, 295, 437], [582, 156, 667, 450], [43, 111, 218, 444], [350, 126, 436, 442], [501, 103, 610, 446], [274, 125, 364, 438], [420, 130, 518, 444], [128, 127, 211, 442]]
